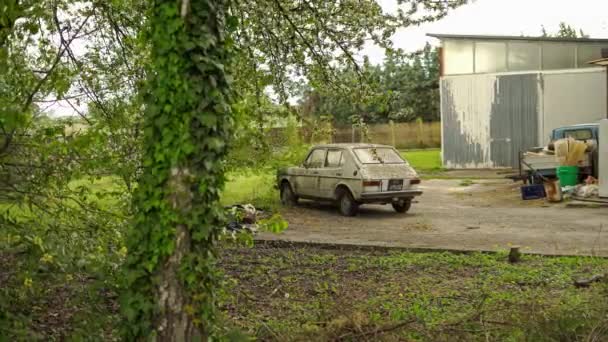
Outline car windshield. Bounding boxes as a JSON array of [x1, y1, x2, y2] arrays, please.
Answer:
[[353, 147, 404, 164], [564, 129, 593, 140]]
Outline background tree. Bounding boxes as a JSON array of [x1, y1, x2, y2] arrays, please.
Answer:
[[298, 43, 441, 125], [541, 22, 589, 38]]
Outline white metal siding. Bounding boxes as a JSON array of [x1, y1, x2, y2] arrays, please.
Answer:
[[541, 69, 607, 144], [441, 73, 538, 168], [599, 119, 608, 198], [441, 74, 497, 168], [441, 68, 607, 169]]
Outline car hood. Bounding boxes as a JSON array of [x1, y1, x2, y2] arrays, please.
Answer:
[[360, 163, 418, 179]]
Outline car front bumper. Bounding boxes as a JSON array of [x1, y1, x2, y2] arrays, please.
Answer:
[[359, 190, 423, 202]]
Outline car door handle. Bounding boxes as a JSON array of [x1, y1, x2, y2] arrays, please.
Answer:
[[312, 171, 319, 175], [335, 173, 342, 176]]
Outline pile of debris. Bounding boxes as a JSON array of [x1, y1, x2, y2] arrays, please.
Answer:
[[519, 137, 605, 204], [562, 176, 600, 199], [224, 204, 269, 237]]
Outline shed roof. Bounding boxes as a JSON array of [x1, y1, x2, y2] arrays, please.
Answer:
[[427, 33, 608, 44]]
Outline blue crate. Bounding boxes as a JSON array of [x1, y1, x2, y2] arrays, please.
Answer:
[[521, 184, 546, 200]]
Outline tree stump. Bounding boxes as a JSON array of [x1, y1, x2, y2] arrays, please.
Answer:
[[508, 246, 521, 263]]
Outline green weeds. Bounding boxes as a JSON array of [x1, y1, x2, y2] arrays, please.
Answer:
[[220, 245, 608, 341]]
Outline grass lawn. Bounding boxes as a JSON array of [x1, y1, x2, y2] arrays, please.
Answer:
[[400, 148, 442, 173], [221, 243, 608, 341], [221, 172, 278, 209]]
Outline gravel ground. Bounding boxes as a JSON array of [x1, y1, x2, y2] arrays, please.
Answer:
[[259, 179, 608, 256]]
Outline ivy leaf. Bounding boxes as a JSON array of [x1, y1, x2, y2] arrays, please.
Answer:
[[205, 137, 225, 152]]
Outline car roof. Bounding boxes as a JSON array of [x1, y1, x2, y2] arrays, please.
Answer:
[[311, 143, 395, 149], [555, 123, 599, 129]]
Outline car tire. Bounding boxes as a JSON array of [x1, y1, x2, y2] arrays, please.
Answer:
[[392, 199, 412, 213], [337, 188, 358, 216], [280, 183, 298, 207]]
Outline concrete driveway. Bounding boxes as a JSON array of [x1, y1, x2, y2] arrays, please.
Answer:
[[259, 179, 608, 256]]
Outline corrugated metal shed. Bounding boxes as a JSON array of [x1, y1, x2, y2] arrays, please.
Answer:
[[490, 74, 538, 168], [541, 69, 607, 143], [441, 68, 607, 169], [441, 74, 538, 168]]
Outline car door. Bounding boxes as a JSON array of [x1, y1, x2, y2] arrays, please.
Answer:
[[295, 148, 326, 197], [317, 149, 344, 199]]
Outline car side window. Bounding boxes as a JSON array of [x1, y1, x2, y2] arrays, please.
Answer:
[[325, 150, 343, 168], [305, 149, 326, 168]]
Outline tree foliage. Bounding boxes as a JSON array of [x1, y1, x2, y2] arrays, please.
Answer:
[[541, 22, 588, 38], [1, 0, 143, 337], [299, 43, 440, 124], [231, 0, 465, 104]]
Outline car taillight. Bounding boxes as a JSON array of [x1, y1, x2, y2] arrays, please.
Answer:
[[362, 180, 381, 187], [410, 179, 421, 185]]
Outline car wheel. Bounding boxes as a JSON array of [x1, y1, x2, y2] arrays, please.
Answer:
[[280, 183, 298, 207], [337, 189, 358, 216], [392, 199, 412, 213]]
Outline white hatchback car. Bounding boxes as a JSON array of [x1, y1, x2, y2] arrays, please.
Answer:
[[277, 144, 422, 216]]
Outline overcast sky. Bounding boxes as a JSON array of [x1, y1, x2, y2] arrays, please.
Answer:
[[364, 0, 608, 64]]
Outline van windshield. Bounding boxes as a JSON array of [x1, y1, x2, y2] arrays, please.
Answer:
[[353, 148, 405, 164]]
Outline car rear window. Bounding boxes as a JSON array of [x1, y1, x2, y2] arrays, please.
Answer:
[[353, 148, 404, 164]]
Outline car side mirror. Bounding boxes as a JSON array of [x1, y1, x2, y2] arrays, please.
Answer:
[[301, 162, 308, 169]]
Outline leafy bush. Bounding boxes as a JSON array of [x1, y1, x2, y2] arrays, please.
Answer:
[[1, 115, 134, 338]]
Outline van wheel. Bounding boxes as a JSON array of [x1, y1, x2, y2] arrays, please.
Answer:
[[280, 183, 298, 206], [392, 199, 412, 213], [337, 189, 358, 216]]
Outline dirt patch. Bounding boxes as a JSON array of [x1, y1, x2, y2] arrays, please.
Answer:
[[451, 180, 547, 208]]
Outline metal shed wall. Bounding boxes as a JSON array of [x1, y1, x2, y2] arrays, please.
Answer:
[[441, 68, 607, 169], [441, 73, 538, 168], [441, 74, 495, 168], [541, 69, 607, 144]]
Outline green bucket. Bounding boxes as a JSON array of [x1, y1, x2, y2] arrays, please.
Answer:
[[556, 166, 579, 186]]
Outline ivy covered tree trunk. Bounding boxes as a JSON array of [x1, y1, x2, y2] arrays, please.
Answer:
[[122, 0, 234, 339]]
